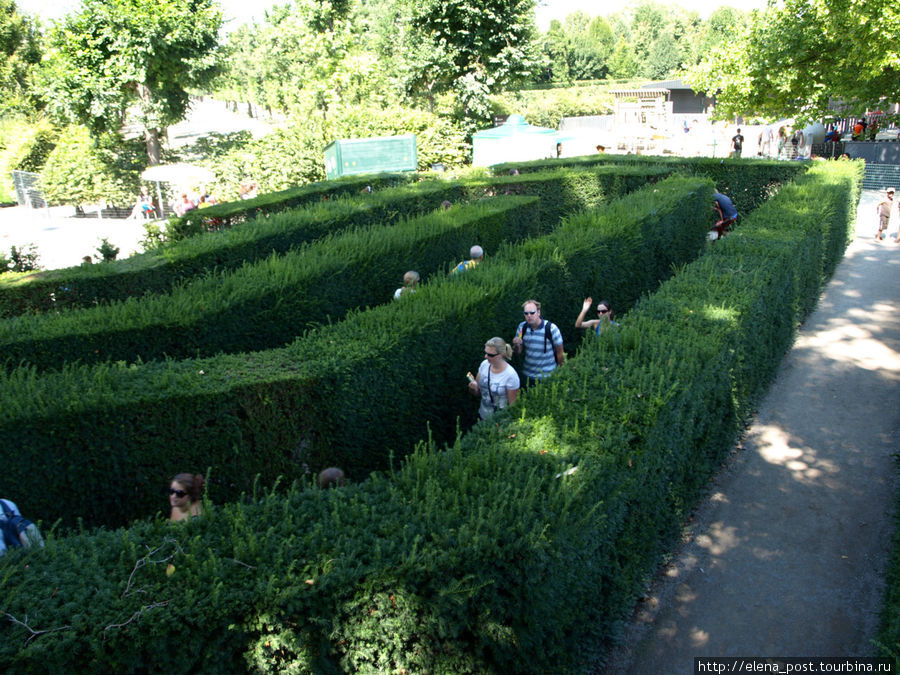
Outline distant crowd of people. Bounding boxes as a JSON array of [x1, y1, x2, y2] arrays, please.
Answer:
[[127, 185, 224, 220]]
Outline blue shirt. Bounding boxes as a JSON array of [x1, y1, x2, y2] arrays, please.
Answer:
[[713, 192, 738, 220]]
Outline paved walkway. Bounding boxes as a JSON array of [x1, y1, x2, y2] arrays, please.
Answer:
[[0, 97, 275, 272], [0, 206, 148, 270], [602, 190, 900, 672]]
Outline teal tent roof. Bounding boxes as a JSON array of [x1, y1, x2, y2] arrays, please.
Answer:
[[473, 114, 557, 139]]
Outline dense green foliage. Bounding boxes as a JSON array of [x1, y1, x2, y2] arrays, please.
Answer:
[[0, 161, 862, 672], [163, 173, 414, 243], [0, 115, 54, 173], [0, 197, 543, 370], [0, 165, 666, 317], [0, 177, 435, 315], [38, 126, 145, 207], [490, 82, 622, 129], [492, 153, 808, 215], [0, 173, 710, 531], [0, 0, 41, 115], [687, 0, 900, 124], [39, 0, 223, 164]]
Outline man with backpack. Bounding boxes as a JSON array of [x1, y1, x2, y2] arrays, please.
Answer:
[[0, 498, 43, 556], [512, 299, 565, 388]]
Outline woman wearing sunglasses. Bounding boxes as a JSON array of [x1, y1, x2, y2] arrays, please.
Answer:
[[575, 297, 616, 336], [168, 473, 205, 522], [467, 337, 520, 420]]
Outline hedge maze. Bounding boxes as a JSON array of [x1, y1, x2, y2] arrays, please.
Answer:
[[0, 158, 860, 672]]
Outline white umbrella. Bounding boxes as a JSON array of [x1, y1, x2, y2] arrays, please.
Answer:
[[140, 163, 216, 218], [140, 163, 215, 184]]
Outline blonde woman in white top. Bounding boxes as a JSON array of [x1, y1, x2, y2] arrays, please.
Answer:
[[467, 337, 520, 420]]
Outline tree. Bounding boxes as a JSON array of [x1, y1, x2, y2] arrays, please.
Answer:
[[40, 0, 223, 165], [40, 125, 143, 206], [687, 0, 900, 124], [542, 19, 572, 82], [215, 1, 384, 122], [0, 0, 41, 114], [395, 0, 541, 130], [644, 33, 683, 80], [608, 37, 638, 80], [628, 1, 668, 66]]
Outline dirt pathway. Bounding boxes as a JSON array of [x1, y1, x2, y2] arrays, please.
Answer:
[[600, 190, 900, 673]]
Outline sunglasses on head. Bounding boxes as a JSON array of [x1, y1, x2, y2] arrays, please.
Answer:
[[168, 488, 187, 498]]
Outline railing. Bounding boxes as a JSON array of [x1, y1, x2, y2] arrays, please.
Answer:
[[11, 170, 46, 209]]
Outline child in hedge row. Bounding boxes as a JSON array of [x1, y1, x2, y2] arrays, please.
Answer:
[[0, 498, 44, 555]]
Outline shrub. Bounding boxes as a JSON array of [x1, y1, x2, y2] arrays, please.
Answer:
[[5, 243, 41, 272], [0, 197, 543, 371], [197, 120, 328, 202], [492, 153, 808, 216], [0, 160, 862, 671], [0, 164, 666, 318], [490, 83, 622, 129], [40, 127, 144, 207], [2, 116, 57, 173], [95, 238, 119, 263], [0, 163, 862, 674]]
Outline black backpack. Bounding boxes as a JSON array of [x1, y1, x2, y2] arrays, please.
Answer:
[[518, 320, 556, 353]]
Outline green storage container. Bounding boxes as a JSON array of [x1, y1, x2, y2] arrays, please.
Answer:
[[324, 134, 418, 179]]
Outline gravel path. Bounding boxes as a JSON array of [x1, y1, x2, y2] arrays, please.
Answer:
[[600, 190, 900, 672]]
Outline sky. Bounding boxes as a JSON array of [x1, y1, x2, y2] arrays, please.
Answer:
[[23, 0, 773, 30]]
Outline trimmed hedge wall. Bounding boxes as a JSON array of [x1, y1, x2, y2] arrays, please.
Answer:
[[0, 197, 544, 371], [492, 154, 808, 216], [163, 172, 414, 242], [0, 162, 862, 672], [0, 165, 669, 318], [0, 175, 713, 530], [0, 182, 455, 318]]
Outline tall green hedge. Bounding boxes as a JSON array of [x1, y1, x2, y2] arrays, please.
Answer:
[[0, 175, 712, 530], [162, 173, 412, 242], [0, 181, 457, 318], [492, 154, 808, 215], [0, 162, 862, 673], [0, 165, 669, 318], [0, 197, 542, 371]]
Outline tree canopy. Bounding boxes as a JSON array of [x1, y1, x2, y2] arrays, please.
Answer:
[[40, 0, 223, 164], [687, 0, 900, 123], [0, 0, 41, 114]]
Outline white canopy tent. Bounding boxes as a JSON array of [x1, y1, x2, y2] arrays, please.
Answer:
[[140, 163, 216, 217]]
